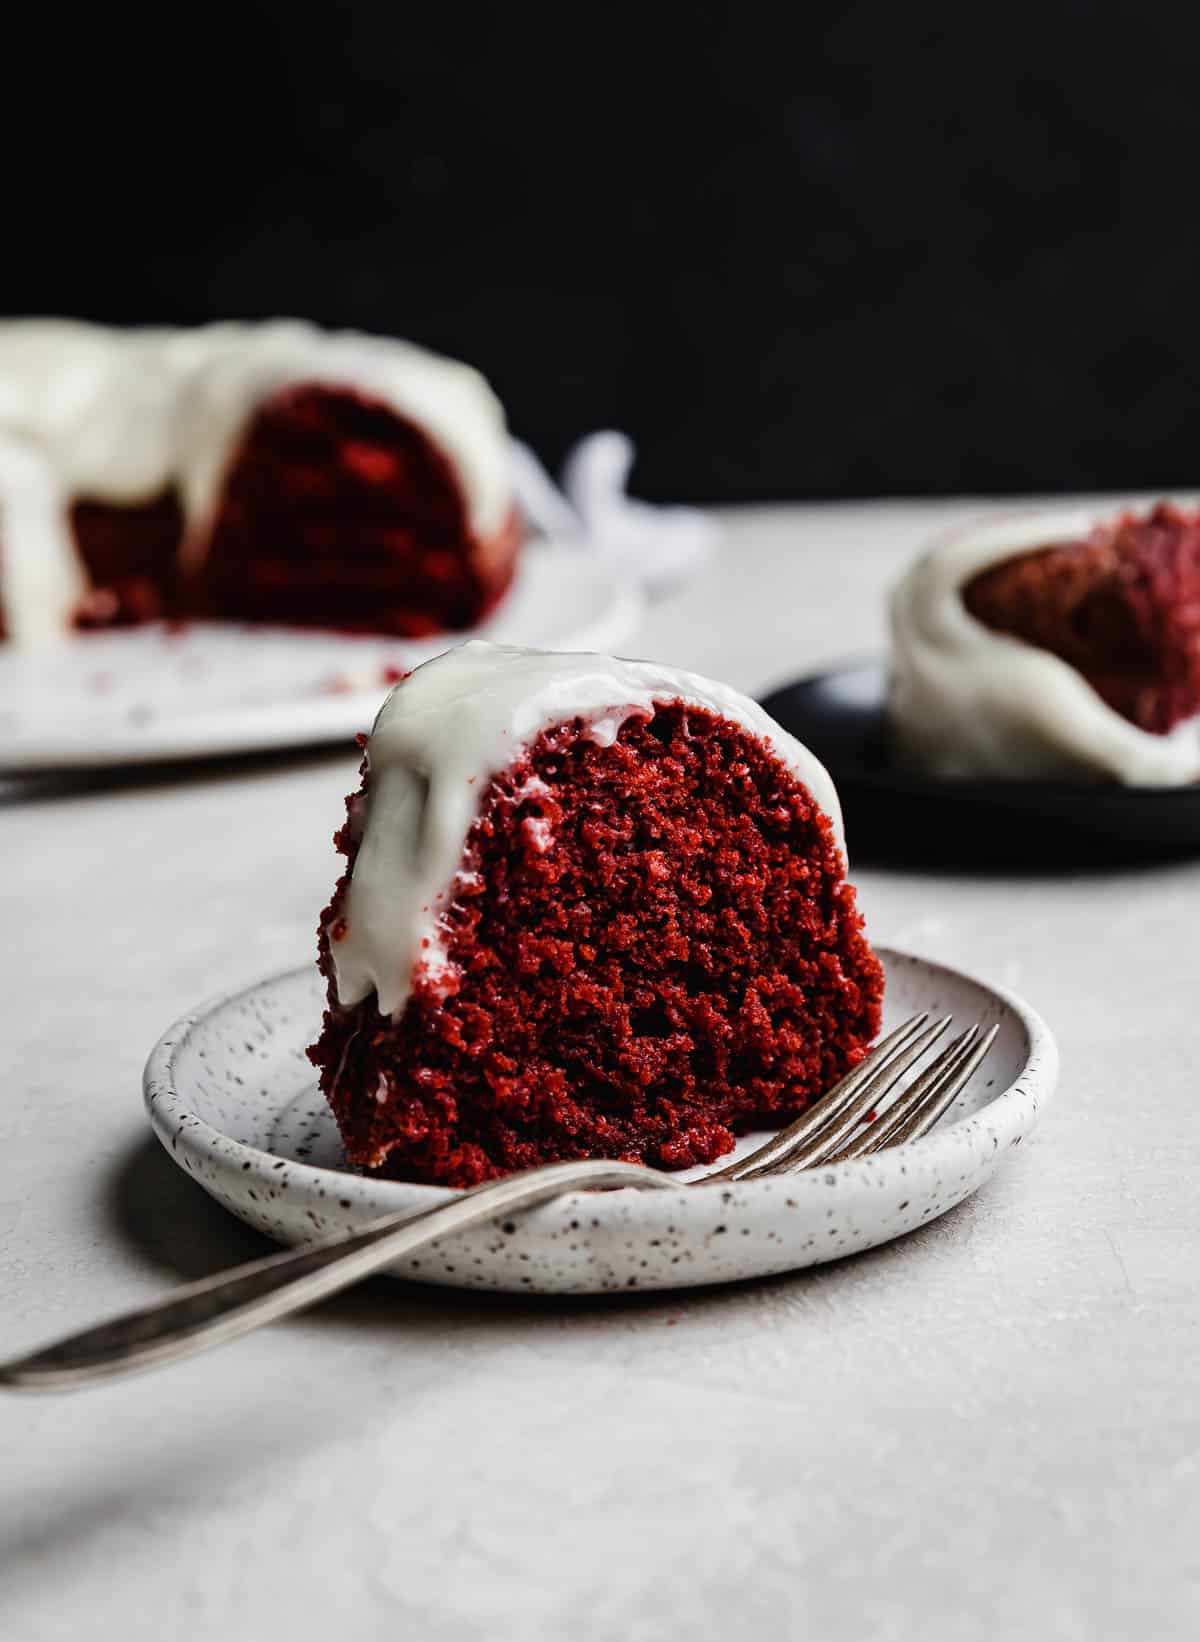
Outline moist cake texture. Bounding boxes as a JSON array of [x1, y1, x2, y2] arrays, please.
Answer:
[[308, 643, 884, 1187]]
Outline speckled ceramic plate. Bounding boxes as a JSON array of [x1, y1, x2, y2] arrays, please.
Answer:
[[143, 948, 1057, 1295], [0, 544, 641, 773]]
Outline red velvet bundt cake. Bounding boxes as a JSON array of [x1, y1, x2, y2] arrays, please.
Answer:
[[0, 320, 518, 644], [963, 502, 1200, 736], [308, 641, 884, 1187]]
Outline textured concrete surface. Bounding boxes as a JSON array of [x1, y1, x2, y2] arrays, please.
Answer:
[[2, 501, 1198, 1641]]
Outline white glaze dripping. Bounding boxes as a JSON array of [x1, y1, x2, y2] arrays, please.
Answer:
[[331, 641, 846, 1017]]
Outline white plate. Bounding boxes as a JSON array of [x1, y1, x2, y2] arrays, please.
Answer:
[[0, 544, 641, 772], [144, 947, 1058, 1295]]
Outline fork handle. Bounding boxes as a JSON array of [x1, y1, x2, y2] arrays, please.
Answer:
[[0, 1160, 668, 1393]]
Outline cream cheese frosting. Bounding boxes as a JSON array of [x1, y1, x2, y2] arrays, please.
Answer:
[[0, 434, 86, 646], [0, 319, 511, 642], [332, 640, 846, 1017], [889, 507, 1200, 785]]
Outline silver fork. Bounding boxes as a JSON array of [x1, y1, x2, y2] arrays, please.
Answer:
[[0, 1012, 996, 1392]]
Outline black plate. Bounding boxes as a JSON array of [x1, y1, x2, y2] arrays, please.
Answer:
[[760, 661, 1200, 865]]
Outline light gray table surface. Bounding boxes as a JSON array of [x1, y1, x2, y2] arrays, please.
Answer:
[[2, 500, 1197, 1641]]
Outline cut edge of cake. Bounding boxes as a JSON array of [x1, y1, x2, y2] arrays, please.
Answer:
[[0, 319, 518, 644], [308, 641, 884, 1187], [889, 501, 1200, 785]]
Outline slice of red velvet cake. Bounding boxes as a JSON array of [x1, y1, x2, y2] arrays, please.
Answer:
[[308, 641, 884, 1187], [890, 499, 1200, 782], [963, 501, 1200, 736]]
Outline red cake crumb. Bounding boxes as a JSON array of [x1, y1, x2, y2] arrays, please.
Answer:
[[308, 704, 884, 1187], [187, 384, 519, 637], [963, 501, 1200, 735], [47, 386, 517, 639]]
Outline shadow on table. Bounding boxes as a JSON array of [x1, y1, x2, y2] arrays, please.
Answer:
[[0, 1135, 1003, 1594], [0, 1390, 326, 1599], [105, 1132, 987, 1337], [0, 741, 357, 809]]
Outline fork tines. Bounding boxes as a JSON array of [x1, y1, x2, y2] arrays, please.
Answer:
[[708, 1011, 998, 1183]]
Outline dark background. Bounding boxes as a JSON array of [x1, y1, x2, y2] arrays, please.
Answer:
[[5, 3, 1197, 502]]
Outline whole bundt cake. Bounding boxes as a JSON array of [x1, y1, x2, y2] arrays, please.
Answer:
[[0, 319, 518, 644]]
